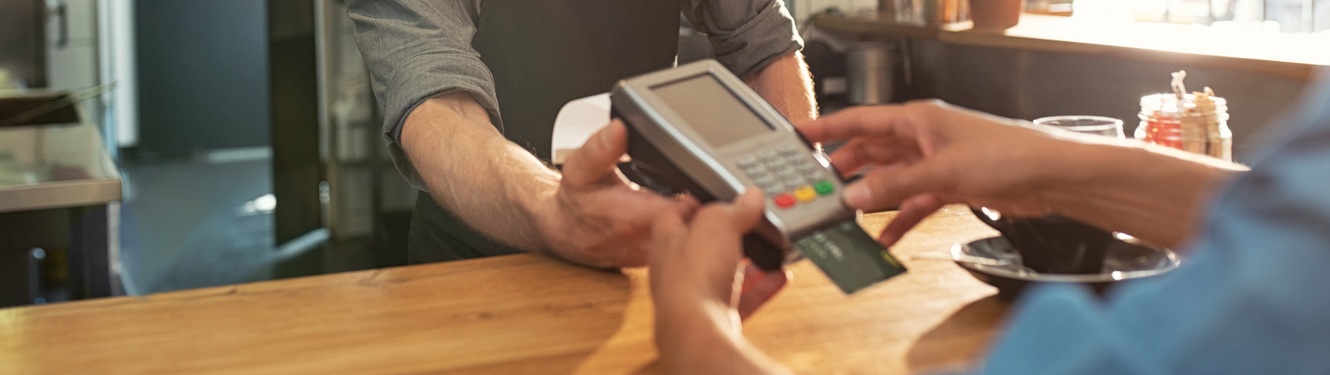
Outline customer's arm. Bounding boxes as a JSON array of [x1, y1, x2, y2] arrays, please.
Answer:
[[646, 101, 1250, 375], [798, 101, 1247, 248]]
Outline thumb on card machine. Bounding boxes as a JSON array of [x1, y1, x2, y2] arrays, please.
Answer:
[[610, 59, 905, 294]]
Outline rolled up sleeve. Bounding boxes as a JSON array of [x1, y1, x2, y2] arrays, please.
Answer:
[[683, 0, 803, 79], [346, 0, 499, 189]]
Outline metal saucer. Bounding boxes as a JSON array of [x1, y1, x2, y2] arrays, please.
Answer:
[[952, 235, 1181, 300]]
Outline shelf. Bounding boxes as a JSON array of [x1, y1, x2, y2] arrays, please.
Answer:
[[813, 13, 1329, 81]]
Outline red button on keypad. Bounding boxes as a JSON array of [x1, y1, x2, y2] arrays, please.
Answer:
[[773, 193, 797, 209]]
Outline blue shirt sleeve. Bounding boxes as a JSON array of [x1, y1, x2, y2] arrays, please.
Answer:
[[976, 70, 1330, 375]]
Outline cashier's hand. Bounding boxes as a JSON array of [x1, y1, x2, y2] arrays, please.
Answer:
[[542, 120, 699, 268], [798, 100, 1064, 247]]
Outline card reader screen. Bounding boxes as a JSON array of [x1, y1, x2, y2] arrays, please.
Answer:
[[652, 74, 773, 147]]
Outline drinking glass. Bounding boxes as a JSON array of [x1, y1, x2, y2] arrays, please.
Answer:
[[1033, 115, 1125, 139]]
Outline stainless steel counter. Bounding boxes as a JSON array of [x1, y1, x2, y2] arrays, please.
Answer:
[[0, 122, 121, 213], [0, 96, 122, 306]]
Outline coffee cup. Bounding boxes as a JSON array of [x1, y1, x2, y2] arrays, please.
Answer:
[[969, 207, 1113, 274]]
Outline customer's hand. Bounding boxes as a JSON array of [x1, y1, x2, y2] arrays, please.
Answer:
[[538, 120, 699, 268], [798, 100, 1070, 247], [649, 190, 788, 322], [649, 190, 795, 375]]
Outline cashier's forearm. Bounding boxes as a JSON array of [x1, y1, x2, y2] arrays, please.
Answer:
[[1045, 141, 1244, 249], [746, 51, 818, 124], [401, 93, 558, 252]]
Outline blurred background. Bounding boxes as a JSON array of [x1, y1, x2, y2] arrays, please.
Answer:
[[0, 0, 1325, 307]]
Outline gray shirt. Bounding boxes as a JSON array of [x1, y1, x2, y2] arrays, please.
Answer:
[[346, 0, 803, 189]]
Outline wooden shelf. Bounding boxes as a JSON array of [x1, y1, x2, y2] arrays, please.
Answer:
[[814, 13, 1328, 81]]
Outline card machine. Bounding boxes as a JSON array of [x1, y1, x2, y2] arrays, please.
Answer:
[[611, 59, 906, 294]]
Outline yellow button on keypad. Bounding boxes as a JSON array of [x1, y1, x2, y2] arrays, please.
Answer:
[[793, 186, 817, 202]]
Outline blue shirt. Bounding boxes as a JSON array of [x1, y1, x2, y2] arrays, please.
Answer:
[[977, 70, 1330, 374]]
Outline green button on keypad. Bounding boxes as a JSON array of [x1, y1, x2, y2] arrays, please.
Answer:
[[814, 180, 835, 195]]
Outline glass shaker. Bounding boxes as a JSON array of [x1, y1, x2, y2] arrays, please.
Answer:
[[1135, 92, 1232, 161]]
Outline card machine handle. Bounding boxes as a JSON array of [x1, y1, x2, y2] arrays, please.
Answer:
[[616, 109, 788, 271]]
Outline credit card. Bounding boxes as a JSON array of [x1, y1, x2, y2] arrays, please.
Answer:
[[794, 220, 906, 293]]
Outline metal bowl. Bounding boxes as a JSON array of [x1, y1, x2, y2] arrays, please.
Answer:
[[952, 236, 1181, 300]]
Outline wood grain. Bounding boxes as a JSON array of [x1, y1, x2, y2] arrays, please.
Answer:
[[0, 205, 1004, 375], [813, 13, 1325, 81]]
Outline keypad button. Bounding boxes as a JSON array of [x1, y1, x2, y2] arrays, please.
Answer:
[[774, 169, 798, 181], [777, 144, 800, 156], [773, 193, 797, 209], [757, 150, 779, 162], [737, 157, 758, 169], [794, 186, 817, 202], [797, 176, 817, 187], [764, 158, 786, 170], [795, 162, 819, 174], [814, 180, 835, 196], [752, 175, 776, 187], [764, 188, 784, 198], [743, 166, 768, 178], [803, 171, 826, 183]]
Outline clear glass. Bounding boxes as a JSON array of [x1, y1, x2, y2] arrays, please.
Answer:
[[1033, 115, 1125, 138], [1135, 93, 1232, 161]]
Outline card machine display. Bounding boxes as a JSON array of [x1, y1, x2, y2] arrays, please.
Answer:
[[611, 59, 906, 294]]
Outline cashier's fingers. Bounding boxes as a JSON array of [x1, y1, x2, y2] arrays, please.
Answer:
[[562, 120, 630, 187]]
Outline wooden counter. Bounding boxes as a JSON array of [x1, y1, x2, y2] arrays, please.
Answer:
[[0, 205, 1004, 375]]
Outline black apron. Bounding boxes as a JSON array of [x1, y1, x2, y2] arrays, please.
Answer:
[[408, 0, 681, 263]]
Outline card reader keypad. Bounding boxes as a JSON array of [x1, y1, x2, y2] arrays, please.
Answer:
[[737, 145, 835, 209]]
